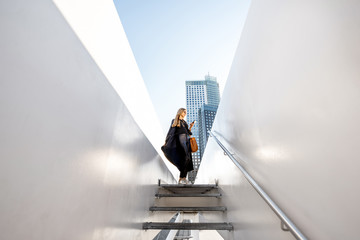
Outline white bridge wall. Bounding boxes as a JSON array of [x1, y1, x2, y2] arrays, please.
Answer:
[[0, 1, 174, 239], [197, 1, 360, 239]]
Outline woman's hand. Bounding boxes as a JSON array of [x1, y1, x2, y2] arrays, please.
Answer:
[[189, 121, 195, 130]]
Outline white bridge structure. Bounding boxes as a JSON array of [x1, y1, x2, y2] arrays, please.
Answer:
[[1, 0, 360, 239]]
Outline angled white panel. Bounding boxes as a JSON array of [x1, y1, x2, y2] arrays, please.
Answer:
[[52, 0, 178, 176], [0, 0, 174, 239], [198, 0, 360, 239]]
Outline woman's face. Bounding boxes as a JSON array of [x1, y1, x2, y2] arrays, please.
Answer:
[[181, 110, 187, 118]]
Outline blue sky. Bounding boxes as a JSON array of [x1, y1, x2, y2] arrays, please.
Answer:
[[114, 0, 250, 134]]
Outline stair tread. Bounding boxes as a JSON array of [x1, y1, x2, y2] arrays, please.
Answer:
[[143, 222, 233, 230], [155, 193, 221, 197], [149, 206, 226, 211], [160, 184, 217, 188]]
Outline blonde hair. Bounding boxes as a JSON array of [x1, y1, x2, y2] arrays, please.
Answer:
[[172, 108, 186, 127]]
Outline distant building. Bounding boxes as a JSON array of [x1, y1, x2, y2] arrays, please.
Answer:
[[198, 104, 218, 159], [185, 74, 220, 181]]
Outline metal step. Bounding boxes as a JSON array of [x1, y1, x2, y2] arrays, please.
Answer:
[[160, 184, 218, 189], [155, 193, 221, 198], [159, 184, 219, 194], [149, 206, 226, 212], [143, 222, 233, 230]]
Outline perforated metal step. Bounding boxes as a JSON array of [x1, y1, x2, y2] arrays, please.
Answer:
[[160, 184, 217, 190], [155, 193, 221, 198], [159, 184, 219, 194], [149, 206, 226, 212], [143, 222, 233, 230]]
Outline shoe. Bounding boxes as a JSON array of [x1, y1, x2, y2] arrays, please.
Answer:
[[178, 178, 188, 184], [179, 179, 186, 184]]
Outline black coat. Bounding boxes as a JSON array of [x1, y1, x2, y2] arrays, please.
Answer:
[[161, 120, 194, 173]]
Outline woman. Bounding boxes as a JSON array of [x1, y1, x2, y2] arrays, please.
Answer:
[[161, 108, 195, 184]]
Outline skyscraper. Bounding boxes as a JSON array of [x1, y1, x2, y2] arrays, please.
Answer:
[[186, 74, 220, 179], [198, 104, 218, 159]]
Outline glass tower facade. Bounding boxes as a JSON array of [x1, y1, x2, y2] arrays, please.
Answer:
[[186, 74, 220, 180], [198, 104, 218, 159]]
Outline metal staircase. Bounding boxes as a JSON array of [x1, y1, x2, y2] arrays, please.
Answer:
[[143, 181, 233, 239]]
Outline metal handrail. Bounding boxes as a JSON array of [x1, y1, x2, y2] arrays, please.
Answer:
[[208, 131, 307, 240]]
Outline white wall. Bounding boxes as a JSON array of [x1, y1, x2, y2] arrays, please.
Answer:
[[52, 0, 179, 178], [197, 1, 360, 239], [0, 1, 174, 239]]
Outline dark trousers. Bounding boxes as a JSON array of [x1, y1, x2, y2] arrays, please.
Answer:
[[178, 134, 190, 178]]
